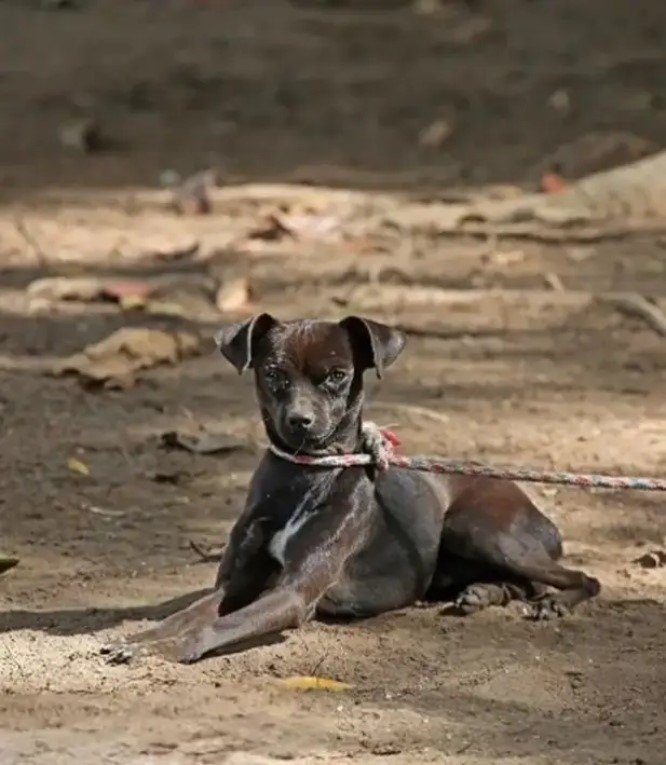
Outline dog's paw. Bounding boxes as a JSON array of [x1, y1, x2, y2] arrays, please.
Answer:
[[170, 626, 216, 664], [455, 584, 499, 615], [528, 596, 570, 621], [100, 641, 143, 665]]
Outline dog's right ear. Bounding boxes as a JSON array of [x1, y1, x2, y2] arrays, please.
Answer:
[[215, 313, 277, 374]]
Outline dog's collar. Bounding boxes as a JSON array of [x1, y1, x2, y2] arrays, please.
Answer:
[[267, 422, 400, 470]]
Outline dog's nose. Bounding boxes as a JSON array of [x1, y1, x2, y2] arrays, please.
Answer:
[[287, 412, 314, 431]]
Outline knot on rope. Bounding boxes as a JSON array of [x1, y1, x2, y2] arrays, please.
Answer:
[[360, 421, 401, 471]]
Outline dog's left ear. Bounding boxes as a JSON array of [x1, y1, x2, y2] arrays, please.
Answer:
[[215, 313, 277, 374], [340, 316, 406, 378]]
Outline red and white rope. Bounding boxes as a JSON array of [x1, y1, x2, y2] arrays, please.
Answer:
[[268, 422, 666, 492]]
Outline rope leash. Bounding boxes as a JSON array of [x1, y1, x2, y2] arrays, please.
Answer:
[[268, 422, 666, 492]]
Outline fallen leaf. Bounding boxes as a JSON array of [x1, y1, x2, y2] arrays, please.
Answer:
[[248, 214, 295, 242], [58, 117, 102, 153], [67, 457, 90, 476], [27, 276, 158, 305], [216, 278, 252, 312], [274, 676, 353, 692], [540, 172, 568, 193], [548, 88, 571, 114], [27, 276, 105, 302], [247, 212, 341, 243], [160, 430, 246, 455], [488, 249, 527, 266], [52, 328, 201, 388], [370, 744, 402, 756], [142, 300, 190, 317], [148, 469, 190, 484], [536, 131, 656, 180], [0, 556, 19, 575], [413, 0, 444, 15], [543, 272, 565, 291], [118, 294, 149, 311], [150, 241, 200, 261], [118, 295, 188, 316], [278, 213, 341, 240], [448, 15, 493, 45], [633, 550, 666, 569], [105, 280, 155, 301], [418, 118, 454, 149], [85, 504, 125, 518], [172, 169, 217, 216]]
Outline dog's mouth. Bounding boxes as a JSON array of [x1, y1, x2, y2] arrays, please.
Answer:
[[276, 424, 343, 457]]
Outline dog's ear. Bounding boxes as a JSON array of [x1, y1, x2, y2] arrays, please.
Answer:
[[340, 316, 406, 378], [215, 313, 277, 374]]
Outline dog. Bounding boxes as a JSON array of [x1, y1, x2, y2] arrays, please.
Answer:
[[104, 315, 600, 664]]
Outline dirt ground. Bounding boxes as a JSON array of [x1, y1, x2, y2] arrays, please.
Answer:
[[0, 1, 665, 763]]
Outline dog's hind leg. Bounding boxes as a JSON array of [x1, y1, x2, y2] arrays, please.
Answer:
[[439, 479, 600, 618]]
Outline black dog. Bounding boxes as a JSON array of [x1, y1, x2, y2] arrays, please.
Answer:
[[105, 315, 600, 664]]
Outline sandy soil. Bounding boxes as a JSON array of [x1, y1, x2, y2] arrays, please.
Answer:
[[0, 1, 665, 763]]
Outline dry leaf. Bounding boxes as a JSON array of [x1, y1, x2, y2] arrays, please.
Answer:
[[489, 249, 528, 266], [0, 555, 19, 575], [543, 272, 565, 291], [118, 294, 149, 311], [118, 295, 188, 316], [105, 280, 156, 301], [172, 169, 217, 216], [143, 300, 189, 317], [274, 676, 352, 691], [418, 118, 454, 149], [160, 430, 245, 455], [278, 213, 341, 240], [247, 212, 341, 243], [413, 0, 443, 15], [52, 328, 201, 388], [27, 277, 106, 302], [248, 214, 295, 242], [85, 504, 125, 518], [633, 550, 666, 569], [537, 131, 657, 180], [27, 276, 157, 305], [548, 89, 571, 114], [540, 172, 568, 193], [67, 457, 90, 476], [58, 117, 102, 153], [216, 278, 251, 312], [448, 15, 493, 45]]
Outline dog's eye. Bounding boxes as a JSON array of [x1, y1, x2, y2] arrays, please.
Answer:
[[264, 368, 288, 389], [325, 369, 347, 385]]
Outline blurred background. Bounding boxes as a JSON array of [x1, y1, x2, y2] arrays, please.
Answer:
[[0, 2, 665, 764]]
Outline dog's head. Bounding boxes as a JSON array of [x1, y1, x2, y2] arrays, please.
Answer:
[[216, 315, 405, 454]]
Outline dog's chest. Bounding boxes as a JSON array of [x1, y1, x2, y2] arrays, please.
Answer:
[[269, 510, 312, 565], [261, 472, 340, 566]]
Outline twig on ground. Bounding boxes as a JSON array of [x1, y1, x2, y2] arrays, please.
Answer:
[[189, 540, 225, 563], [15, 218, 49, 266], [435, 221, 666, 243], [601, 292, 666, 337], [309, 651, 329, 677]]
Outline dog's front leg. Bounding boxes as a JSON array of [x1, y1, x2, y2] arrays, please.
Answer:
[[103, 512, 272, 663], [172, 496, 369, 663], [102, 587, 227, 663], [173, 580, 314, 663]]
